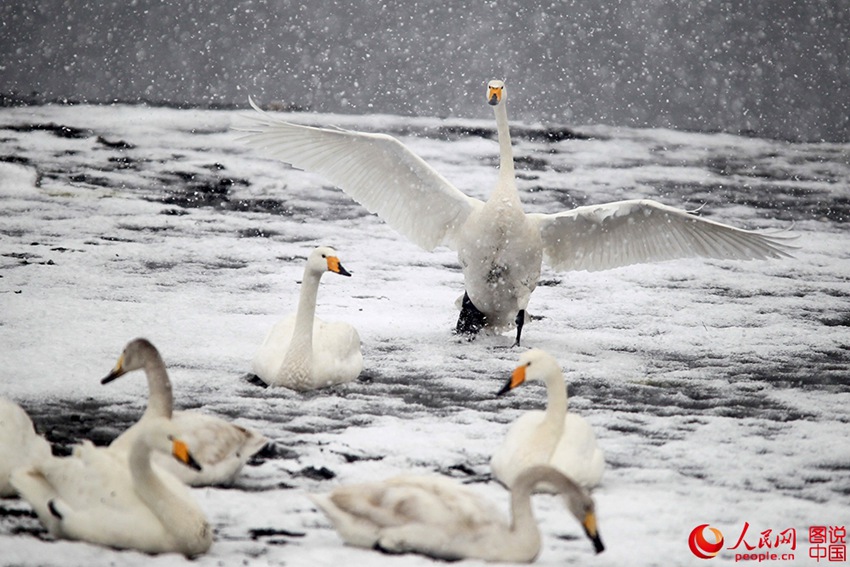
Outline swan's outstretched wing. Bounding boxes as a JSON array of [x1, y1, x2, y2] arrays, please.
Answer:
[[530, 199, 797, 273], [239, 99, 482, 251]]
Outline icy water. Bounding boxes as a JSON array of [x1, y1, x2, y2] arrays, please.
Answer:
[[1, 104, 849, 566]]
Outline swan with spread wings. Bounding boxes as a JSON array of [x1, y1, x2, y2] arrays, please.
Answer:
[[241, 80, 795, 346]]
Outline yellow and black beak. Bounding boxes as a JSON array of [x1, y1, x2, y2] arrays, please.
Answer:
[[172, 438, 203, 472], [488, 86, 502, 106], [583, 511, 605, 554], [101, 354, 127, 385], [326, 255, 352, 277], [496, 364, 527, 396]]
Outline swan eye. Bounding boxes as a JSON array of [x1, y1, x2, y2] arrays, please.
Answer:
[[167, 434, 174, 441]]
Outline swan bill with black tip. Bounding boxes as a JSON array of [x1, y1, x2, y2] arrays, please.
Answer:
[[172, 438, 203, 472], [101, 354, 127, 384], [496, 364, 527, 396], [327, 256, 352, 277], [487, 84, 503, 106], [582, 511, 605, 553]]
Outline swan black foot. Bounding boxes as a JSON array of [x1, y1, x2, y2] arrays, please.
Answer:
[[513, 309, 526, 347], [455, 292, 487, 338]]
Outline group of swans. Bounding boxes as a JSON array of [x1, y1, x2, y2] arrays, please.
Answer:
[[2, 338, 268, 556], [2, 344, 605, 561], [240, 79, 795, 346]]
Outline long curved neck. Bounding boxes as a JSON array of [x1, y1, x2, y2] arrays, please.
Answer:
[[505, 469, 544, 561], [142, 353, 173, 419], [492, 102, 518, 203], [276, 267, 321, 383], [542, 370, 568, 434], [129, 441, 182, 521]]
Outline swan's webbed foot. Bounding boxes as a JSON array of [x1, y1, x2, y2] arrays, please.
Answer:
[[455, 292, 487, 339]]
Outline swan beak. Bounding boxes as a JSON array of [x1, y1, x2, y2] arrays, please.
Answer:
[[173, 439, 203, 471], [496, 365, 526, 396], [327, 256, 352, 277], [488, 87, 501, 106], [583, 512, 605, 554], [101, 355, 127, 384]]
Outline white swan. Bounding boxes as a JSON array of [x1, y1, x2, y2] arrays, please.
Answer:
[[0, 398, 52, 497], [311, 464, 603, 562], [491, 349, 604, 491], [251, 246, 363, 390], [11, 417, 212, 557], [103, 338, 268, 486], [240, 79, 796, 345]]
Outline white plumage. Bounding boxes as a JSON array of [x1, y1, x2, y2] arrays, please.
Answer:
[[252, 246, 363, 390], [310, 465, 604, 562], [240, 79, 795, 345], [11, 417, 212, 557], [491, 349, 604, 491], [0, 398, 52, 497], [103, 338, 268, 486]]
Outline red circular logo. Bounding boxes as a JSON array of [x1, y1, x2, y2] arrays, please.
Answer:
[[689, 524, 724, 559]]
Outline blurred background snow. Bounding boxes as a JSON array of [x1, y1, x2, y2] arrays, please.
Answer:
[[0, 0, 848, 142]]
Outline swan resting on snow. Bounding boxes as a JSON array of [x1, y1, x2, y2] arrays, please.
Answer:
[[103, 338, 268, 486], [0, 397, 52, 497], [491, 349, 604, 491], [11, 417, 212, 557], [240, 80, 796, 346], [310, 464, 604, 562], [252, 246, 363, 390]]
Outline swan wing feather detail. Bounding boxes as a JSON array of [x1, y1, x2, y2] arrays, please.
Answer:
[[239, 99, 482, 251], [530, 199, 797, 272]]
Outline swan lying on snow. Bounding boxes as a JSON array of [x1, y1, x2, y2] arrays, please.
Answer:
[[240, 80, 796, 346], [11, 417, 212, 557], [491, 349, 604, 491], [252, 246, 363, 390], [310, 464, 604, 562], [103, 338, 268, 486], [0, 397, 52, 497]]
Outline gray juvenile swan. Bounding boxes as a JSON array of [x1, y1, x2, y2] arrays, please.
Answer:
[[310, 464, 604, 562], [11, 417, 212, 557], [241, 80, 795, 346], [103, 338, 268, 486]]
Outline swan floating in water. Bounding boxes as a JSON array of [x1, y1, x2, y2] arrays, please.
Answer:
[[11, 417, 213, 557], [491, 349, 604, 491], [103, 338, 268, 486], [0, 397, 52, 497], [241, 80, 796, 345], [310, 464, 604, 562], [251, 246, 363, 390]]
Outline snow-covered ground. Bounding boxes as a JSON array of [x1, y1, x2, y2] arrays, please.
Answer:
[[1, 103, 848, 567]]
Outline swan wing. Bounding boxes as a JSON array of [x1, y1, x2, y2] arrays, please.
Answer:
[[239, 99, 482, 251], [530, 199, 797, 272]]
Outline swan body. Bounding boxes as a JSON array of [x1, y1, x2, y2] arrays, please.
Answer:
[[241, 80, 796, 345], [104, 338, 268, 486], [491, 349, 604, 490], [310, 465, 604, 562], [0, 398, 52, 497], [252, 246, 363, 390], [11, 417, 212, 556]]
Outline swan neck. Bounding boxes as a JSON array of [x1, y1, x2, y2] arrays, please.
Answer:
[[276, 267, 320, 382], [494, 102, 515, 180], [508, 476, 542, 551], [142, 354, 173, 419], [543, 371, 568, 432]]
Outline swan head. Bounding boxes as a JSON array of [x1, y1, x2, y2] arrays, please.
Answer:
[[308, 246, 351, 277], [101, 338, 160, 384], [487, 79, 506, 106], [496, 348, 562, 396], [144, 417, 203, 471]]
